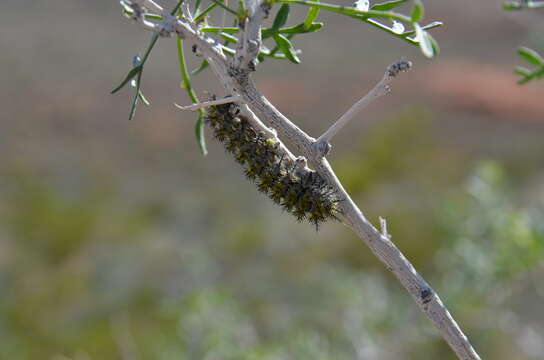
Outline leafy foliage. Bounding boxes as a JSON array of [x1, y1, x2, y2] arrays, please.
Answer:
[[514, 47, 544, 84], [3, 152, 542, 359], [503, 0, 544, 10], [503, 1, 544, 83], [112, 0, 442, 150]]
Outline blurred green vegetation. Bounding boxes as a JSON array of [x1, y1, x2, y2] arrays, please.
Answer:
[[2, 1, 544, 358], [1, 108, 543, 359]]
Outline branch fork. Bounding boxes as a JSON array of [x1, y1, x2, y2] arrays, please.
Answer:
[[312, 59, 412, 159]]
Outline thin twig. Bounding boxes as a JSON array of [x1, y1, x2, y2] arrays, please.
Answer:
[[379, 216, 391, 240], [316, 59, 412, 148], [175, 95, 245, 111], [231, 0, 268, 71]]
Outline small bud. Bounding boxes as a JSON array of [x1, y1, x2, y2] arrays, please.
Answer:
[[387, 59, 412, 77]]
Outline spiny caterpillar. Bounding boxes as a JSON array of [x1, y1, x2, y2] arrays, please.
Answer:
[[205, 103, 341, 229]]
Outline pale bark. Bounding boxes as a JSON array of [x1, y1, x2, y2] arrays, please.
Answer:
[[119, 2, 482, 359]]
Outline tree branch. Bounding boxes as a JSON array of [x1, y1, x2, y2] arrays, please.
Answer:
[[118, 2, 482, 359], [314, 59, 412, 157]]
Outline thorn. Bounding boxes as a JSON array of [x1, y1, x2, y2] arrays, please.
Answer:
[[379, 216, 391, 240]]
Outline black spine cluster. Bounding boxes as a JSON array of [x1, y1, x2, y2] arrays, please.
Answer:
[[205, 103, 341, 228]]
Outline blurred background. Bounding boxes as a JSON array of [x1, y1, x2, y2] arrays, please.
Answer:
[[1, 0, 543, 359]]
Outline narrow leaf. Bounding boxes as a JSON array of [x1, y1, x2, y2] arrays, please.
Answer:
[[191, 60, 209, 75], [209, 0, 238, 16], [194, 0, 202, 12], [195, 114, 207, 156], [515, 66, 544, 84], [427, 31, 440, 56], [262, 22, 323, 38], [401, 21, 443, 35], [176, 36, 207, 155], [303, 0, 320, 30], [274, 34, 301, 64], [514, 66, 531, 77], [220, 32, 239, 43], [415, 23, 434, 58], [195, 3, 217, 22], [128, 73, 142, 120], [518, 47, 544, 66], [111, 66, 142, 94], [273, 4, 290, 29], [502, 1, 522, 10], [371, 0, 408, 11], [410, 0, 424, 22], [276, 0, 409, 22], [138, 90, 150, 106]]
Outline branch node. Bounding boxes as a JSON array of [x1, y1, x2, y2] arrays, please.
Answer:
[[379, 216, 391, 240], [420, 286, 433, 305], [294, 156, 308, 170], [157, 14, 176, 37], [312, 140, 332, 159], [387, 59, 413, 77]]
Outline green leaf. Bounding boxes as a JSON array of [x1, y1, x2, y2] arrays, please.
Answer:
[[415, 23, 434, 58], [194, 0, 202, 12], [518, 47, 544, 66], [204, 22, 323, 38], [262, 22, 323, 38], [191, 60, 209, 75], [170, 0, 186, 15], [209, 0, 238, 16], [176, 36, 207, 155], [401, 21, 443, 35], [410, 0, 424, 22], [221, 46, 236, 55], [128, 72, 142, 120], [195, 3, 217, 22], [276, 0, 411, 22], [515, 66, 544, 84], [220, 32, 239, 43], [371, 0, 408, 11], [273, 4, 290, 29], [195, 114, 207, 156], [514, 66, 531, 77], [111, 66, 142, 94], [138, 90, 150, 106], [427, 31, 440, 57], [200, 26, 239, 34], [273, 34, 300, 64], [502, 1, 522, 10], [303, 0, 320, 30]]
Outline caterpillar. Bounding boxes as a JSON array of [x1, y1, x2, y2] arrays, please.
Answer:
[[205, 102, 341, 229]]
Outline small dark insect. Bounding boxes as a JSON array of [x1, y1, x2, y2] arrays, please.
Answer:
[[205, 102, 341, 229]]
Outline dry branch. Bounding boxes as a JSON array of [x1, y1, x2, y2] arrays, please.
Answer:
[[119, 1, 482, 359]]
